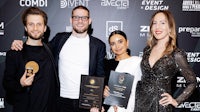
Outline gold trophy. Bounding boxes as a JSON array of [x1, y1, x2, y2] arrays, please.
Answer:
[[25, 61, 39, 77]]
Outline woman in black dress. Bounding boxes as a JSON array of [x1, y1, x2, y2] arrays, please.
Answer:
[[134, 10, 197, 112]]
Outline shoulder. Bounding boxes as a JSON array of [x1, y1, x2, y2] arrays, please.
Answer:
[[55, 32, 71, 36], [118, 56, 141, 68], [56, 32, 71, 38], [89, 35, 105, 46], [173, 48, 187, 59], [5, 50, 22, 62], [104, 58, 116, 64], [130, 56, 142, 63], [143, 46, 150, 51], [6, 50, 21, 56], [50, 32, 72, 46]]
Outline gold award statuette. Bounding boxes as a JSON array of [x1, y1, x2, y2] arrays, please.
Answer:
[[25, 61, 39, 77]]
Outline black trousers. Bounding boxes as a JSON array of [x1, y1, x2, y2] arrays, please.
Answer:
[[58, 97, 89, 112]]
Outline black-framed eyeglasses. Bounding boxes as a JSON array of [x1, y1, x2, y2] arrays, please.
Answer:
[[72, 16, 89, 21]]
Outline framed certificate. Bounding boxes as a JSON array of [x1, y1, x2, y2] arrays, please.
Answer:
[[103, 70, 134, 108], [79, 75, 104, 110]]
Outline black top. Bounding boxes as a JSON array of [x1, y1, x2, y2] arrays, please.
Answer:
[[134, 46, 197, 112], [3, 44, 57, 112], [103, 58, 119, 111], [104, 59, 119, 85]]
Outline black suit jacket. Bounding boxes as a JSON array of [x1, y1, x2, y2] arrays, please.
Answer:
[[49, 32, 106, 77]]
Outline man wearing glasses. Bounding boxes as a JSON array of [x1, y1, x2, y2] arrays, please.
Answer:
[[50, 5, 106, 112], [11, 5, 106, 112]]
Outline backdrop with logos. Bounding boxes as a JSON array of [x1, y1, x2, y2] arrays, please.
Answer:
[[0, 0, 200, 112]]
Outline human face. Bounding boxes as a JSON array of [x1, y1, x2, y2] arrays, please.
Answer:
[[25, 15, 46, 40], [151, 12, 171, 42], [71, 9, 91, 34], [109, 34, 129, 56]]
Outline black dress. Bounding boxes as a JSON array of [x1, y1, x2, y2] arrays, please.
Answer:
[[3, 44, 57, 112], [134, 46, 197, 112]]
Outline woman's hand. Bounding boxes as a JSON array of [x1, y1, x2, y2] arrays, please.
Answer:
[[159, 92, 178, 107], [90, 107, 105, 112], [103, 85, 110, 98]]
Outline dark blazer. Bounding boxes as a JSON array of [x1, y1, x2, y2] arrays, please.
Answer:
[[49, 32, 106, 77]]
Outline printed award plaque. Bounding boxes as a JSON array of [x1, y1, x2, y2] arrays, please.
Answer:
[[79, 75, 104, 110], [103, 70, 134, 108]]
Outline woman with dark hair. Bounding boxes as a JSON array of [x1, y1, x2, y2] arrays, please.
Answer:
[[103, 30, 142, 112]]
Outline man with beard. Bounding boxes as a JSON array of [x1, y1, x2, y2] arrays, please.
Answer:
[[11, 5, 106, 112], [49, 5, 106, 112], [3, 7, 59, 112]]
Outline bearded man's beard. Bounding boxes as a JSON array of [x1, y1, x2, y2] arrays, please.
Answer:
[[28, 32, 44, 40], [73, 26, 88, 34]]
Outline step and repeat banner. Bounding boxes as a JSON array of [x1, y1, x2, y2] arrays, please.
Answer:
[[0, 0, 200, 111]]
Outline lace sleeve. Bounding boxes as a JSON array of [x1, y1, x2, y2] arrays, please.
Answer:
[[174, 49, 197, 104]]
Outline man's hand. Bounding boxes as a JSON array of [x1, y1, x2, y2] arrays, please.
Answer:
[[20, 70, 35, 87], [11, 40, 23, 51]]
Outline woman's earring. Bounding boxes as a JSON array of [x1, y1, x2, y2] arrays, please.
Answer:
[[110, 49, 115, 59]]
